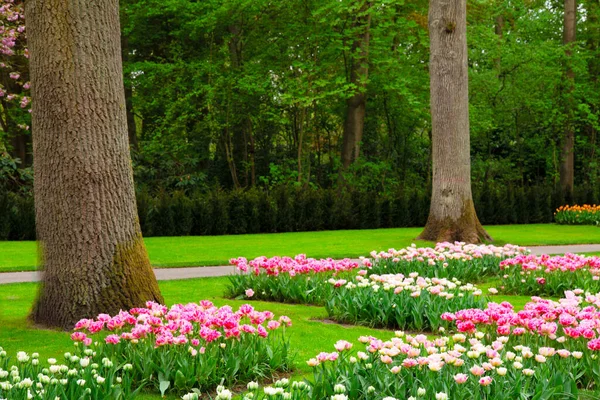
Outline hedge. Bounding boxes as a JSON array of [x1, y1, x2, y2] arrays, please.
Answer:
[[0, 185, 598, 240]]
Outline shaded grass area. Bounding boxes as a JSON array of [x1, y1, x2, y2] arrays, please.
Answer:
[[1, 224, 600, 273]]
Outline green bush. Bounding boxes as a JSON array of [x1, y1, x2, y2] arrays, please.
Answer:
[[171, 191, 194, 236], [243, 189, 261, 234], [209, 190, 230, 235], [228, 190, 248, 234], [8, 194, 35, 240], [190, 192, 210, 235], [293, 188, 324, 232], [257, 190, 277, 233], [2, 184, 599, 239], [0, 191, 10, 240], [149, 190, 174, 236], [274, 185, 294, 232], [136, 188, 153, 236]]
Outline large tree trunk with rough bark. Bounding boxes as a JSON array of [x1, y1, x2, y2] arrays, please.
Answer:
[[340, 1, 371, 171], [560, 0, 577, 198], [417, 0, 491, 244], [25, 0, 163, 329]]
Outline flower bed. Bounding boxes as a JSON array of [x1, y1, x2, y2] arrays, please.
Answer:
[[0, 348, 139, 399], [227, 254, 360, 304], [555, 204, 600, 225], [499, 253, 600, 296], [211, 330, 593, 400], [71, 301, 292, 395], [324, 273, 487, 331], [443, 290, 600, 387], [366, 242, 529, 282]]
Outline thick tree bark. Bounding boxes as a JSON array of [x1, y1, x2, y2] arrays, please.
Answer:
[[560, 0, 577, 197], [340, 1, 371, 171], [25, 0, 163, 329], [417, 0, 491, 244]]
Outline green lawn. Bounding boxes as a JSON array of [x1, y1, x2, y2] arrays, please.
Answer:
[[0, 275, 541, 400], [0, 277, 402, 400], [1, 224, 599, 272], [0, 274, 564, 400]]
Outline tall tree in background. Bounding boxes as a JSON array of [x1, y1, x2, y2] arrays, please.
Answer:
[[340, 0, 372, 170], [560, 0, 577, 198], [25, 0, 163, 329], [418, 0, 491, 243]]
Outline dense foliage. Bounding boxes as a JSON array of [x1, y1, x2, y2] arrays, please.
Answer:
[[1, 0, 599, 204], [2, 184, 599, 240]]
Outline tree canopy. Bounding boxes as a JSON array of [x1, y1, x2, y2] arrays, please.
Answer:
[[1, 0, 598, 199]]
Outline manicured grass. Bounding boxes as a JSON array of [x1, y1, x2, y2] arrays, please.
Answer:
[[0, 275, 552, 400], [0, 277, 401, 399], [8, 267, 596, 400], [1, 224, 600, 272]]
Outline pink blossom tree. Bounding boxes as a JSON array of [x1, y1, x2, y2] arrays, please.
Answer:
[[0, 0, 30, 165]]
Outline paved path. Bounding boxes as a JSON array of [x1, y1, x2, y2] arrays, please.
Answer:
[[0, 265, 237, 285], [1, 244, 599, 285], [529, 244, 600, 255]]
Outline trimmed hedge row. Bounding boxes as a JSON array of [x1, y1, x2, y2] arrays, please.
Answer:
[[135, 187, 431, 237], [1, 185, 598, 240], [0, 193, 35, 240]]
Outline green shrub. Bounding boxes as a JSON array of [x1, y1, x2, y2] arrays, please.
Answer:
[[257, 190, 277, 233], [149, 190, 174, 236], [243, 189, 261, 234], [9, 194, 35, 240], [190, 191, 210, 235], [274, 185, 294, 232], [136, 188, 153, 236], [293, 187, 324, 232], [171, 191, 194, 235], [3, 184, 599, 240], [0, 191, 10, 240], [209, 190, 230, 235]]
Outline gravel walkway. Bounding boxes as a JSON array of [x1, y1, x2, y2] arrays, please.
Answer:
[[1, 244, 599, 285]]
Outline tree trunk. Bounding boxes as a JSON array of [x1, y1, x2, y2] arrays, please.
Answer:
[[297, 107, 305, 182], [560, 0, 577, 198], [247, 118, 256, 186], [417, 0, 491, 244], [10, 132, 29, 166], [340, 1, 372, 171], [494, 14, 504, 73], [25, 0, 163, 329], [585, 0, 598, 188]]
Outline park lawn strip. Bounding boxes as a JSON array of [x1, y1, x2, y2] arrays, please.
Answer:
[[1, 224, 600, 273], [0, 275, 545, 399]]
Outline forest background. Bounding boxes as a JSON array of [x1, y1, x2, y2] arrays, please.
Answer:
[[0, 0, 598, 239]]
